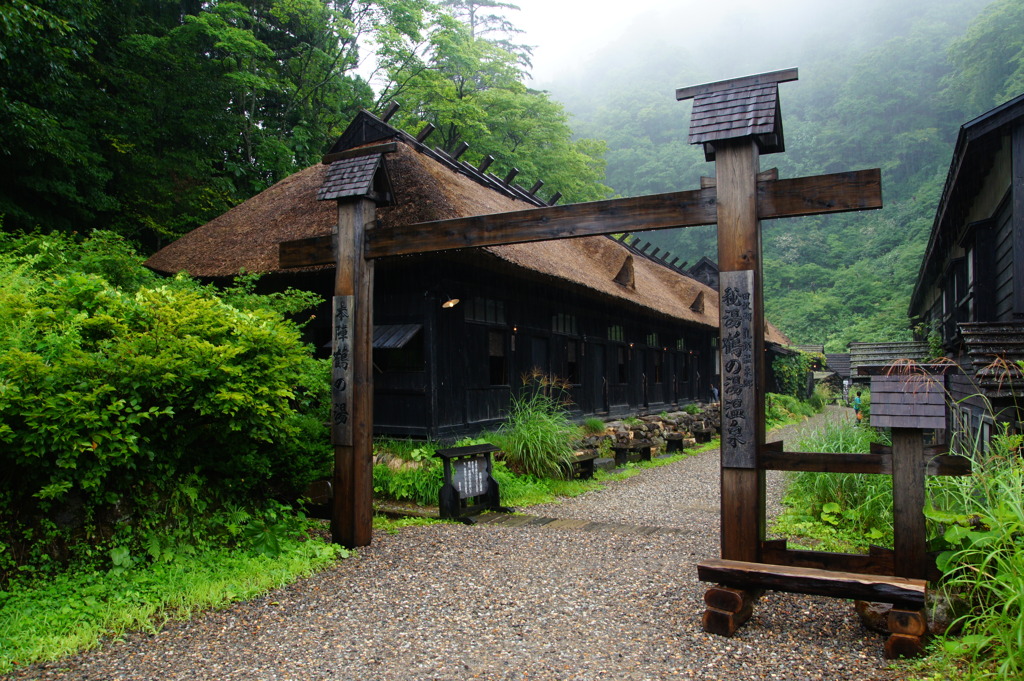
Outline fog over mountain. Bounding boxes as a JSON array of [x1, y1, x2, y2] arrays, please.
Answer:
[[511, 0, 1001, 349]]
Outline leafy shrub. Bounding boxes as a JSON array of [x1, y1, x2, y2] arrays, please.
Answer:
[[808, 383, 833, 412], [582, 417, 606, 435], [772, 350, 821, 399], [682, 403, 702, 415], [372, 459, 445, 506], [490, 373, 576, 479], [927, 430, 1024, 678], [0, 232, 330, 580], [765, 393, 815, 428]]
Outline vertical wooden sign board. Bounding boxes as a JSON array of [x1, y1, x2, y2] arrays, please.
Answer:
[[331, 197, 375, 548], [331, 295, 354, 447], [719, 269, 757, 468], [715, 139, 767, 564]]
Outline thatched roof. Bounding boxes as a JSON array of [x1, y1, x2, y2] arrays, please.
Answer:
[[145, 120, 788, 344]]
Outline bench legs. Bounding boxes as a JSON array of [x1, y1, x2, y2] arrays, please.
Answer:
[[702, 586, 928, 659], [701, 586, 760, 637], [884, 608, 927, 659]]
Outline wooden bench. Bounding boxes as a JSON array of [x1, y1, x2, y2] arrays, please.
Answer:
[[611, 442, 653, 466], [566, 451, 600, 479], [697, 558, 929, 658]]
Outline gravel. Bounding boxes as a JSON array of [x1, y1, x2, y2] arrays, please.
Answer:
[[7, 407, 908, 681]]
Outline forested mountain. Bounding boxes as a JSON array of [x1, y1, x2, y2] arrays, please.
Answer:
[[543, 0, 1024, 350]]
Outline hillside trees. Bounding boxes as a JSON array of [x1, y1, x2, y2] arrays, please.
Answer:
[[382, 2, 611, 203], [551, 0, 1002, 349], [0, 0, 610, 244]]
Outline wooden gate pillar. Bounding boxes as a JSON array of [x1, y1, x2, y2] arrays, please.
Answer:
[[715, 140, 767, 563], [331, 197, 376, 548]]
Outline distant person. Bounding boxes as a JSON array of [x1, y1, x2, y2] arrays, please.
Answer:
[[711, 383, 719, 402], [853, 391, 862, 421]]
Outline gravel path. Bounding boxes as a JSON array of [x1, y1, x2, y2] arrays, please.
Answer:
[[8, 407, 908, 681]]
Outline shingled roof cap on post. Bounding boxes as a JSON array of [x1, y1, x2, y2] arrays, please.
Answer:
[[676, 68, 798, 161]]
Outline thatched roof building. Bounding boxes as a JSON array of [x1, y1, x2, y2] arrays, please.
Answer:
[[146, 110, 789, 437]]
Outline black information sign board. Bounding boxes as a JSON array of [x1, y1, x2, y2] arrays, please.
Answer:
[[435, 444, 512, 522]]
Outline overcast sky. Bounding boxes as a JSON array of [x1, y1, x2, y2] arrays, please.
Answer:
[[509, 0, 890, 87]]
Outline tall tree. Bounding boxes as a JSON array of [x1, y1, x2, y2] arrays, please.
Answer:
[[382, 2, 609, 203]]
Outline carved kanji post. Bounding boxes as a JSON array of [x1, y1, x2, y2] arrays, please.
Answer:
[[330, 197, 376, 547], [715, 140, 766, 562]]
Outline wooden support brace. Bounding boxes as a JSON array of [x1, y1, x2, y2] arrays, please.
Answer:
[[701, 586, 760, 637], [884, 633, 926, 659]]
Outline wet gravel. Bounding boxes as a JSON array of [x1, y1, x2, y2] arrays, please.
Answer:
[[7, 407, 909, 681]]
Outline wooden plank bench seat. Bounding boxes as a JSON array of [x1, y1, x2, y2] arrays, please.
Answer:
[[697, 558, 926, 609], [567, 452, 600, 479]]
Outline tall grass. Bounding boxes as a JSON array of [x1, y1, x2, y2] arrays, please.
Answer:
[[774, 417, 894, 550], [490, 375, 577, 479], [927, 429, 1024, 679]]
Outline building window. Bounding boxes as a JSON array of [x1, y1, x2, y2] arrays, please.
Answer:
[[676, 338, 686, 351], [467, 297, 506, 325], [608, 325, 624, 342], [565, 339, 580, 384], [553, 313, 578, 335], [646, 332, 658, 347], [617, 346, 628, 383], [488, 329, 508, 385]]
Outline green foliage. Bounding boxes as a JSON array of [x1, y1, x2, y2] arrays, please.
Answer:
[[682, 403, 702, 415], [772, 418, 894, 551], [764, 393, 815, 429], [0, 0, 425, 242], [926, 430, 1024, 678], [372, 459, 445, 506], [0, 232, 331, 581], [772, 351, 821, 399], [581, 417, 607, 435], [0, 535, 347, 674], [808, 383, 833, 412], [383, 3, 610, 205], [489, 375, 577, 479]]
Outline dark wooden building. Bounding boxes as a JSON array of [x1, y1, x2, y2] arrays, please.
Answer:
[[147, 111, 789, 439], [908, 92, 1024, 438]]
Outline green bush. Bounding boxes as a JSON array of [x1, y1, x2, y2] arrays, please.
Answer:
[[765, 393, 815, 428], [0, 232, 330, 580], [582, 417, 606, 435], [773, 350, 821, 399]]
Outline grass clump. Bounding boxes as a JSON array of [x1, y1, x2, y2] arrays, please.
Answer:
[[581, 417, 607, 435], [489, 373, 576, 480], [925, 429, 1024, 679]]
